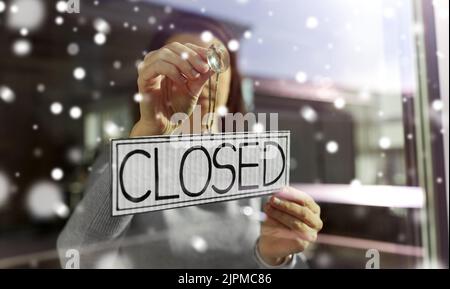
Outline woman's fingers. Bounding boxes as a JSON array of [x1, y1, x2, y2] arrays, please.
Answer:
[[185, 43, 209, 60], [275, 186, 321, 215], [139, 42, 211, 91], [269, 196, 323, 230], [166, 42, 210, 74], [261, 217, 307, 241], [264, 204, 318, 242], [187, 69, 214, 97], [142, 48, 198, 81], [140, 59, 187, 87], [158, 47, 202, 80]]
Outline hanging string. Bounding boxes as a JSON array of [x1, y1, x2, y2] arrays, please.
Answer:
[[206, 73, 220, 133]]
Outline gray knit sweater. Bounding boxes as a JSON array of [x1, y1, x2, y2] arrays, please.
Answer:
[[56, 144, 307, 269]]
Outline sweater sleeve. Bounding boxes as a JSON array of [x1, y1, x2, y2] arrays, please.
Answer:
[[57, 144, 133, 268], [253, 238, 309, 269]]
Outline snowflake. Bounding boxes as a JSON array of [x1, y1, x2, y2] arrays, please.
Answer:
[[0, 86, 15, 103], [300, 106, 318, 123], [73, 67, 86, 80], [306, 16, 319, 29], [201, 31, 213, 43], [227, 39, 240, 52], [12, 39, 32, 57], [326, 141, 339, 154], [93, 18, 111, 34], [378, 137, 392, 150], [295, 71, 308, 83], [56, 1, 67, 13], [50, 102, 63, 115], [67, 43, 79, 55], [334, 98, 346, 109], [55, 16, 64, 26], [94, 33, 107, 45], [51, 168, 64, 181], [69, 106, 82, 119]]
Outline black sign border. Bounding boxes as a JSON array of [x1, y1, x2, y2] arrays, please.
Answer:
[[112, 132, 289, 216]]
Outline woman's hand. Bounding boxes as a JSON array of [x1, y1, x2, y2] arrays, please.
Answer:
[[131, 42, 213, 137], [258, 186, 323, 266]]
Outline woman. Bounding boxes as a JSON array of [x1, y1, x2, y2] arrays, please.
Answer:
[[57, 13, 322, 269]]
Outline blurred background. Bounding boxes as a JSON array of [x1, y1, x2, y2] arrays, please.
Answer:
[[0, 0, 448, 269]]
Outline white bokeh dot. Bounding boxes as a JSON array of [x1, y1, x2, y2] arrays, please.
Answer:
[[133, 93, 143, 103], [243, 30, 252, 39], [94, 33, 107, 45], [4, 0, 47, 31], [148, 16, 156, 25], [67, 43, 79, 55], [20, 28, 28, 36], [113, 60, 122, 69], [295, 71, 308, 83], [326, 141, 339, 154], [73, 67, 86, 80], [33, 147, 43, 158], [164, 5, 172, 14], [26, 181, 64, 220], [69, 106, 82, 119], [190, 236, 208, 253], [334, 98, 346, 109], [66, 147, 82, 165], [227, 39, 240, 52], [10, 4, 18, 14], [0, 86, 15, 103], [51, 168, 64, 181], [252, 123, 264, 133], [54, 203, 70, 218], [300, 106, 318, 123], [379, 137, 392, 150], [201, 31, 213, 43], [104, 121, 120, 137], [350, 179, 362, 187], [306, 16, 319, 29], [432, 99, 443, 111], [217, 105, 228, 116], [50, 102, 63, 115], [93, 18, 111, 34], [12, 39, 32, 56], [56, 1, 67, 13], [55, 16, 64, 25], [181, 52, 189, 60], [241, 206, 254, 216], [37, 83, 45, 93]]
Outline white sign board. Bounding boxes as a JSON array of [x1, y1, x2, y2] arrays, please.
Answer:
[[111, 131, 290, 216]]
